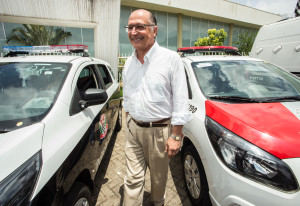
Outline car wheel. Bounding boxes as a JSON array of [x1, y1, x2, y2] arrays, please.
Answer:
[[115, 105, 122, 132], [64, 182, 92, 206], [182, 144, 210, 206]]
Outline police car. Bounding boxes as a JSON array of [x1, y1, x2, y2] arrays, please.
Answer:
[[0, 45, 122, 205], [179, 46, 300, 206]]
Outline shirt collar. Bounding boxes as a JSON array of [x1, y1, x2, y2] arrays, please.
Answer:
[[133, 41, 159, 63]]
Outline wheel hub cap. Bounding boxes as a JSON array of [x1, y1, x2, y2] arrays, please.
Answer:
[[184, 154, 201, 199]]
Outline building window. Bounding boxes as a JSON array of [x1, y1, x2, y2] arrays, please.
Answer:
[[119, 6, 133, 56], [0, 22, 94, 57], [182, 15, 231, 47], [182, 15, 192, 47]]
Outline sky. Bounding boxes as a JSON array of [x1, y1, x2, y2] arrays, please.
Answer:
[[228, 0, 298, 17]]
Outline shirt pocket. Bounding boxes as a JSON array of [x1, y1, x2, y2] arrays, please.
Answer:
[[144, 83, 166, 103]]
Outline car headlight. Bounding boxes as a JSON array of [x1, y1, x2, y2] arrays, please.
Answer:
[[205, 116, 298, 192], [0, 151, 42, 205]]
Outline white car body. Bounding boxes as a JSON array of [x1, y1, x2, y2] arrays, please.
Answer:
[[180, 54, 300, 206], [0, 54, 122, 205]]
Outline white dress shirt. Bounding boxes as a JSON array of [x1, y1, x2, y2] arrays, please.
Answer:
[[122, 42, 192, 125]]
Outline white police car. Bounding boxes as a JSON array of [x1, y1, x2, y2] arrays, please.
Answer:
[[0, 45, 122, 205], [179, 46, 300, 206]]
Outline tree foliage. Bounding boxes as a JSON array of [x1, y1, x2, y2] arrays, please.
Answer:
[[194, 28, 228, 46], [6, 24, 72, 46], [234, 31, 257, 55]]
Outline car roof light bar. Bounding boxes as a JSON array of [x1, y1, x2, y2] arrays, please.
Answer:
[[177, 46, 241, 56], [2, 44, 89, 57]]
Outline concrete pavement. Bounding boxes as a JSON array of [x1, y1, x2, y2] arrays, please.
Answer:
[[92, 109, 193, 206]]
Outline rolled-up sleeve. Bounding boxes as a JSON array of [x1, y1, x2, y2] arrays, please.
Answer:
[[170, 55, 193, 125]]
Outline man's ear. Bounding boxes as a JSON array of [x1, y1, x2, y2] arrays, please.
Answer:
[[154, 26, 158, 37]]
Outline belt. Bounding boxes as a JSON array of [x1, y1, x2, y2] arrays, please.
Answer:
[[131, 117, 170, 128]]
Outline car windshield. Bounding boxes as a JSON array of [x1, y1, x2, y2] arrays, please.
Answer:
[[0, 62, 70, 131], [191, 60, 300, 102]]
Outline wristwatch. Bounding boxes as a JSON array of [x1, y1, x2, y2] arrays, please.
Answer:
[[171, 134, 181, 141]]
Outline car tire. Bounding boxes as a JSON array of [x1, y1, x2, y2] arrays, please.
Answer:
[[182, 144, 210, 206], [64, 182, 92, 206], [115, 105, 122, 132]]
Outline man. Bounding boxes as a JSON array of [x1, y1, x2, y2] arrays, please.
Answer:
[[122, 9, 191, 206]]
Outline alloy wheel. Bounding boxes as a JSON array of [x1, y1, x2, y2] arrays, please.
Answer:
[[74, 197, 89, 206], [184, 154, 201, 199]]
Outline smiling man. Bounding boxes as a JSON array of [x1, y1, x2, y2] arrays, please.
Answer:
[[122, 9, 192, 206]]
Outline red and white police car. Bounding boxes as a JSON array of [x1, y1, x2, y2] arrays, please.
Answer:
[[179, 46, 300, 206], [0, 45, 122, 206]]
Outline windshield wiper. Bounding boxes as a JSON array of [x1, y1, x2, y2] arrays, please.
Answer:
[[260, 96, 300, 102], [0, 128, 10, 133], [209, 96, 261, 103]]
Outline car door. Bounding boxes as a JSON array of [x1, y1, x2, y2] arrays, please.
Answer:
[[63, 63, 111, 186], [30, 61, 110, 205], [95, 64, 120, 136]]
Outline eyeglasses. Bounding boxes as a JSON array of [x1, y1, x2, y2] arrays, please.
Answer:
[[124, 24, 155, 32]]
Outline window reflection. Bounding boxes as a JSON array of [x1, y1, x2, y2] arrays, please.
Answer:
[[0, 22, 94, 57], [192, 61, 300, 99], [0, 62, 70, 121]]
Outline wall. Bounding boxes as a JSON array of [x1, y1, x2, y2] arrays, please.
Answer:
[[121, 0, 282, 28]]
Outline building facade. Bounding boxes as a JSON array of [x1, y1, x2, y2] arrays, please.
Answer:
[[119, 0, 282, 55], [0, 0, 282, 75], [0, 0, 121, 74]]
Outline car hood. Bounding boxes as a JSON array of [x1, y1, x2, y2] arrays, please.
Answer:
[[0, 123, 43, 181], [206, 100, 300, 159]]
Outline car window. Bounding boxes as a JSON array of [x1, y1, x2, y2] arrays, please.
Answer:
[[0, 62, 70, 129], [70, 65, 101, 116], [191, 60, 300, 99], [107, 65, 116, 81], [77, 65, 99, 91], [97, 64, 112, 89]]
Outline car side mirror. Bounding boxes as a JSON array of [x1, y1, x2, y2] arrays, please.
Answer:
[[79, 88, 108, 109]]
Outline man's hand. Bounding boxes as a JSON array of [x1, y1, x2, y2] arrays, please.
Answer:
[[165, 136, 182, 158]]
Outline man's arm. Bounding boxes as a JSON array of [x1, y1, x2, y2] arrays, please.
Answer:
[[165, 54, 192, 158]]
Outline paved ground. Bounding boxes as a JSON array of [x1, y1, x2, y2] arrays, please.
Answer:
[[92, 109, 193, 206]]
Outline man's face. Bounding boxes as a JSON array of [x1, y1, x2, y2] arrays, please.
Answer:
[[127, 10, 157, 54]]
